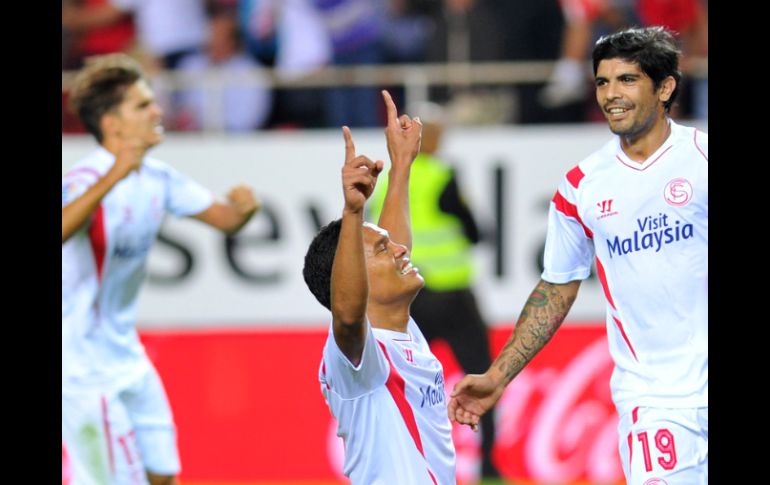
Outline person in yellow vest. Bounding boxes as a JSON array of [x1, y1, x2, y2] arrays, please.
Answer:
[[368, 101, 501, 479]]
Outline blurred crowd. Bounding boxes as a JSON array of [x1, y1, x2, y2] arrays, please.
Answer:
[[62, 0, 708, 133]]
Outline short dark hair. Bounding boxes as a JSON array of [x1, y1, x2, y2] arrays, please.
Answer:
[[303, 218, 343, 311], [68, 53, 144, 143], [592, 26, 682, 112]]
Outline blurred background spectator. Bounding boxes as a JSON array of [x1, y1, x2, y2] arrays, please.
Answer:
[[175, 6, 273, 132], [62, 0, 708, 129], [312, 0, 388, 127], [238, 0, 331, 128]]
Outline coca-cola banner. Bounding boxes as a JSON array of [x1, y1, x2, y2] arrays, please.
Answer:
[[141, 323, 623, 484]]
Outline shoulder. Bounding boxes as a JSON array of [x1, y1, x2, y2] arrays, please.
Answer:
[[560, 137, 615, 191], [141, 157, 178, 177], [671, 121, 708, 161], [62, 149, 111, 183]]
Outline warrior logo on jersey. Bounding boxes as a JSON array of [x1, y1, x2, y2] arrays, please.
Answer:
[[419, 371, 445, 408], [664, 178, 692, 206], [596, 199, 619, 219]]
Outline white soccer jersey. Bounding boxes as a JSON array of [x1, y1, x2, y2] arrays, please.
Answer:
[[319, 318, 456, 485], [542, 120, 707, 415], [62, 147, 213, 388]]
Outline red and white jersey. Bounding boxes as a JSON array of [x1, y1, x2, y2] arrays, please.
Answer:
[[319, 318, 456, 485], [542, 120, 707, 415], [62, 147, 213, 388]]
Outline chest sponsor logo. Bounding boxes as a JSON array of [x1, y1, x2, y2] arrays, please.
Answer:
[[663, 178, 692, 206], [419, 371, 445, 408], [113, 233, 154, 259], [606, 212, 694, 258]]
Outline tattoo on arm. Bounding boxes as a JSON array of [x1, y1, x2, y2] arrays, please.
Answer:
[[495, 280, 577, 383]]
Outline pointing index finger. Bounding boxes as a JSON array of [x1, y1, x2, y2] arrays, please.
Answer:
[[342, 126, 356, 163], [381, 90, 398, 127]]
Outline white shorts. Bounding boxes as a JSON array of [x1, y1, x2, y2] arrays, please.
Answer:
[[62, 361, 180, 485], [618, 406, 708, 485]]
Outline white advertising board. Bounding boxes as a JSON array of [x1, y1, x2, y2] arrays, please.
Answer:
[[62, 121, 705, 327]]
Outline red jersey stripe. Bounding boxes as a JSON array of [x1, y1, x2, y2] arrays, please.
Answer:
[[566, 165, 585, 189], [595, 257, 616, 310], [612, 316, 639, 361], [89, 205, 107, 282], [553, 191, 593, 239], [376, 340, 437, 482]]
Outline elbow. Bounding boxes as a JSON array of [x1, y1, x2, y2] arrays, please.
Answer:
[[331, 307, 366, 327], [62, 223, 75, 244], [222, 225, 240, 236], [331, 302, 367, 328]]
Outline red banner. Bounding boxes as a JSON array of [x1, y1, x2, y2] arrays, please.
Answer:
[[140, 324, 623, 484]]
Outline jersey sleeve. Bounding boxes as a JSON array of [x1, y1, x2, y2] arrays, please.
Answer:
[[321, 320, 389, 399], [62, 168, 101, 208], [541, 175, 595, 284], [161, 162, 215, 217]]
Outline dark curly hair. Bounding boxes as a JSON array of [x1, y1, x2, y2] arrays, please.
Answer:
[[592, 26, 682, 112], [303, 218, 343, 310]]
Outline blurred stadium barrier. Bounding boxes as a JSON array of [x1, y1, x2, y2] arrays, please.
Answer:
[[62, 59, 708, 132]]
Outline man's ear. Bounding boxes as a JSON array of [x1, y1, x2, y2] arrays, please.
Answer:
[[658, 75, 676, 104], [101, 111, 119, 139]]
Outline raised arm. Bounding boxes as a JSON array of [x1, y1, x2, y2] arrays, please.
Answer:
[[448, 279, 581, 429], [331, 127, 384, 365], [376, 90, 422, 251], [62, 141, 144, 243], [192, 185, 261, 235]]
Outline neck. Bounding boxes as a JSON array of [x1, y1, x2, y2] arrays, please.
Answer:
[[101, 138, 152, 159], [366, 301, 412, 333], [620, 116, 671, 162], [101, 139, 120, 156]]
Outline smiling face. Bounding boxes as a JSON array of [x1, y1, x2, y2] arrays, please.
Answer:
[[104, 79, 165, 149], [362, 223, 424, 305], [595, 58, 674, 142]]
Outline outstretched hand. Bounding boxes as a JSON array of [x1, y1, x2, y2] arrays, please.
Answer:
[[341, 126, 384, 213], [226, 185, 261, 218], [382, 90, 422, 169], [448, 372, 506, 431]]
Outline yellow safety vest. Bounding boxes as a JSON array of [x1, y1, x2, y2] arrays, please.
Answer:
[[369, 153, 474, 291]]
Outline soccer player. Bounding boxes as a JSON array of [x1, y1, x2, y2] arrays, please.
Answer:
[[62, 53, 260, 485], [449, 26, 707, 484], [368, 101, 501, 478], [303, 90, 456, 484]]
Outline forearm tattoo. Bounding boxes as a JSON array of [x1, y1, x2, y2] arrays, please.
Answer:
[[495, 281, 576, 384]]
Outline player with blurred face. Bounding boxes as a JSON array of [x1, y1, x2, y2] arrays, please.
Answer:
[[449, 27, 708, 485], [108, 79, 165, 148], [62, 53, 261, 485], [303, 91, 456, 484]]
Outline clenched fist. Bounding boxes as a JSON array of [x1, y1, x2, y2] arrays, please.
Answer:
[[227, 185, 261, 218]]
